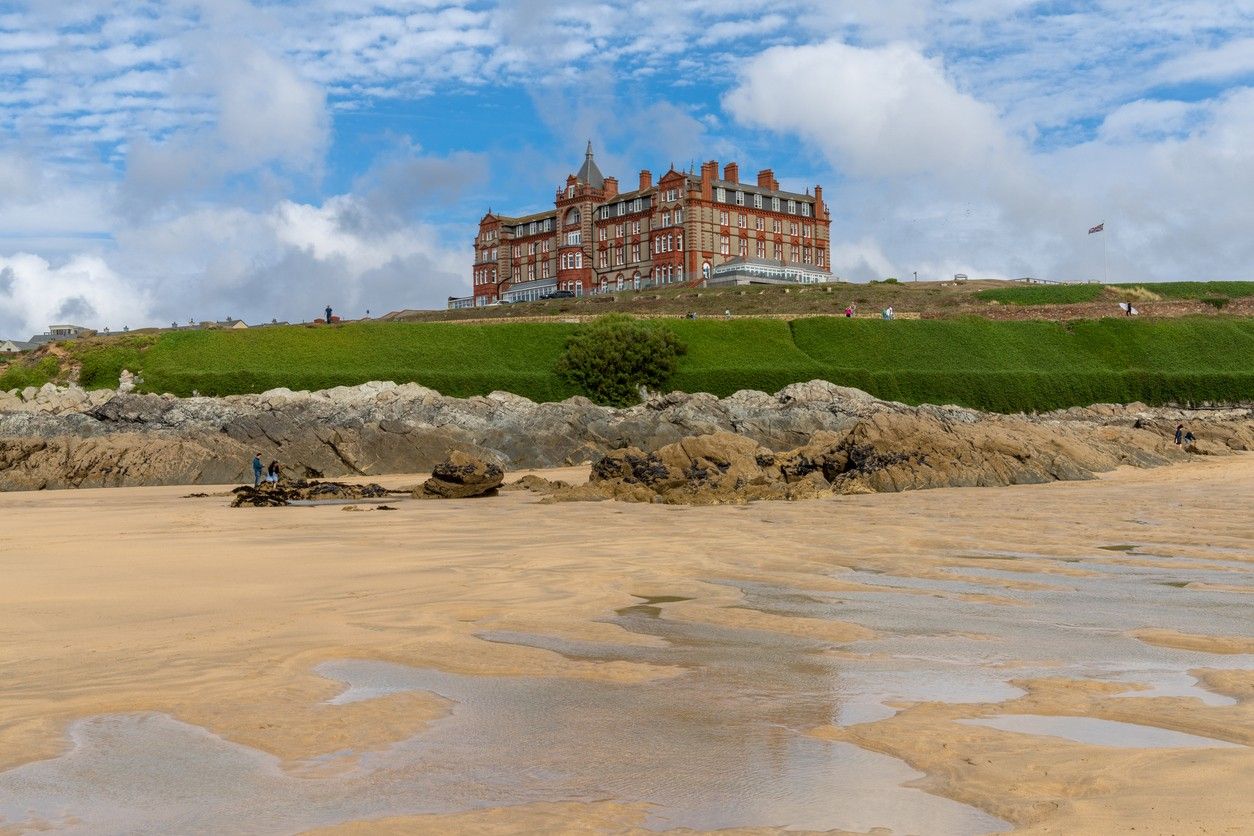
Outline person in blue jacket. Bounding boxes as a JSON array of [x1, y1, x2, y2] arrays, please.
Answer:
[[252, 453, 264, 486]]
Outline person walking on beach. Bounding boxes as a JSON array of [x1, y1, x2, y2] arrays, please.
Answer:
[[1184, 429, 1195, 445], [1174, 424, 1184, 445], [266, 460, 281, 485], [252, 453, 264, 486]]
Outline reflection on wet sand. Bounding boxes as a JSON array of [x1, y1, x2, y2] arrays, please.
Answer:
[[1, 604, 1010, 834]]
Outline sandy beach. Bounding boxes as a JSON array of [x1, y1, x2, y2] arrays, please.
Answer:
[[1, 457, 1251, 833]]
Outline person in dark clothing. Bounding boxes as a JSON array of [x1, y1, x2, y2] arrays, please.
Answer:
[[1184, 430, 1195, 445], [1126, 300, 1133, 316], [325, 305, 333, 323], [266, 460, 281, 485], [252, 453, 264, 486], [1174, 424, 1184, 445]]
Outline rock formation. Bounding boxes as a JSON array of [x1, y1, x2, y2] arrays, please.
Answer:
[[230, 481, 393, 507], [1, 379, 1250, 492], [417, 451, 504, 499], [518, 411, 1232, 504]]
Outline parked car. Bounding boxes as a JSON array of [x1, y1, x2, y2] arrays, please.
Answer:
[[542, 289, 576, 299]]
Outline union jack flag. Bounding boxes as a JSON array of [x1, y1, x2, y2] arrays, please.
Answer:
[[1088, 223, 1104, 234]]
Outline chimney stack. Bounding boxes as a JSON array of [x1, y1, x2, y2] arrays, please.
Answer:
[[701, 160, 719, 183], [603, 176, 618, 198], [757, 168, 778, 191], [724, 162, 739, 183], [639, 169, 653, 190], [813, 185, 824, 216]]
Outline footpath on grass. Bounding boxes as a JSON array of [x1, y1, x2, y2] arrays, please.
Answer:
[[15, 316, 1243, 414]]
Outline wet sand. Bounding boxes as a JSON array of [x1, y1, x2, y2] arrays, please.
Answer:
[[0, 457, 1251, 833]]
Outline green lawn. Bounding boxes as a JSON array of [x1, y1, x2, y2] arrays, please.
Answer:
[[138, 322, 584, 400], [977, 281, 1254, 306], [52, 316, 1254, 412], [975, 284, 1106, 305], [790, 317, 1254, 411]]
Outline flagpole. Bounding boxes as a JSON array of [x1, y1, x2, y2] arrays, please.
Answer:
[[1103, 222, 1108, 285]]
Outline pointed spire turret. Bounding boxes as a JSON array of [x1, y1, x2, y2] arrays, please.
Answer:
[[575, 140, 604, 189]]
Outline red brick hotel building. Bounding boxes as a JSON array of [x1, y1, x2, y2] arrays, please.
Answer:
[[456, 144, 833, 307]]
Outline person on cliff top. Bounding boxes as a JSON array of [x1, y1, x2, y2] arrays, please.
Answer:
[[325, 305, 333, 323], [1174, 424, 1184, 445], [252, 453, 264, 486], [266, 460, 281, 485]]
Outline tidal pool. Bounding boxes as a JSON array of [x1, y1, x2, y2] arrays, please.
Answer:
[[0, 598, 1009, 835], [961, 715, 1244, 749]]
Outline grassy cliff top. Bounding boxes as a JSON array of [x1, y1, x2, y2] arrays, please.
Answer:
[[5, 315, 1251, 413]]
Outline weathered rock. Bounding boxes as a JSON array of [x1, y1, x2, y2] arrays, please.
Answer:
[[1, 379, 1251, 491], [418, 451, 504, 499], [230, 480, 391, 507]]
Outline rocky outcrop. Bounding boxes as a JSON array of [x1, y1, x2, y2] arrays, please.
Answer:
[[230, 481, 393, 507], [417, 451, 504, 499], [517, 409, 1254, 504], [1, 379, 1251, 491]]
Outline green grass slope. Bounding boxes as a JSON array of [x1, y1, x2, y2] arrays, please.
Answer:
[[63, 317, 1254, 412], [977, 281, 1254, 306], [791, 317, 1254, 412], [139, 322, 582, 401]]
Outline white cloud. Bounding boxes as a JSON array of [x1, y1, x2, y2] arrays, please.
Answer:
[[0, 253, 151, 337], [725, 41, 1015, 180], [208, 42, 329, 170], [1098, 99, 1202, 144], [1155, 36, 1254, 85]]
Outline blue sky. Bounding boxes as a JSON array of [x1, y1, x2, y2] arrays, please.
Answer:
[[1, 0, 1253, 336]]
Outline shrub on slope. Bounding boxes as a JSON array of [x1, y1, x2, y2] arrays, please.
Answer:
[[556, 314, 686, 406]]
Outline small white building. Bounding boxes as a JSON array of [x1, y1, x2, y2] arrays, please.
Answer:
[[1, 339, 33, 354], [48, 324, 89, 338]]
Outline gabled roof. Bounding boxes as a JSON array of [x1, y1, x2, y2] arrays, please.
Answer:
[[576, 140, 605, 189]]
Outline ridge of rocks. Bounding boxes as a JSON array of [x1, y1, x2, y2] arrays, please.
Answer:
[[1, 379, 1250, 490]]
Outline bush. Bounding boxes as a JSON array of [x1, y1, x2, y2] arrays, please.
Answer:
[[555, 314, 687, 406]]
